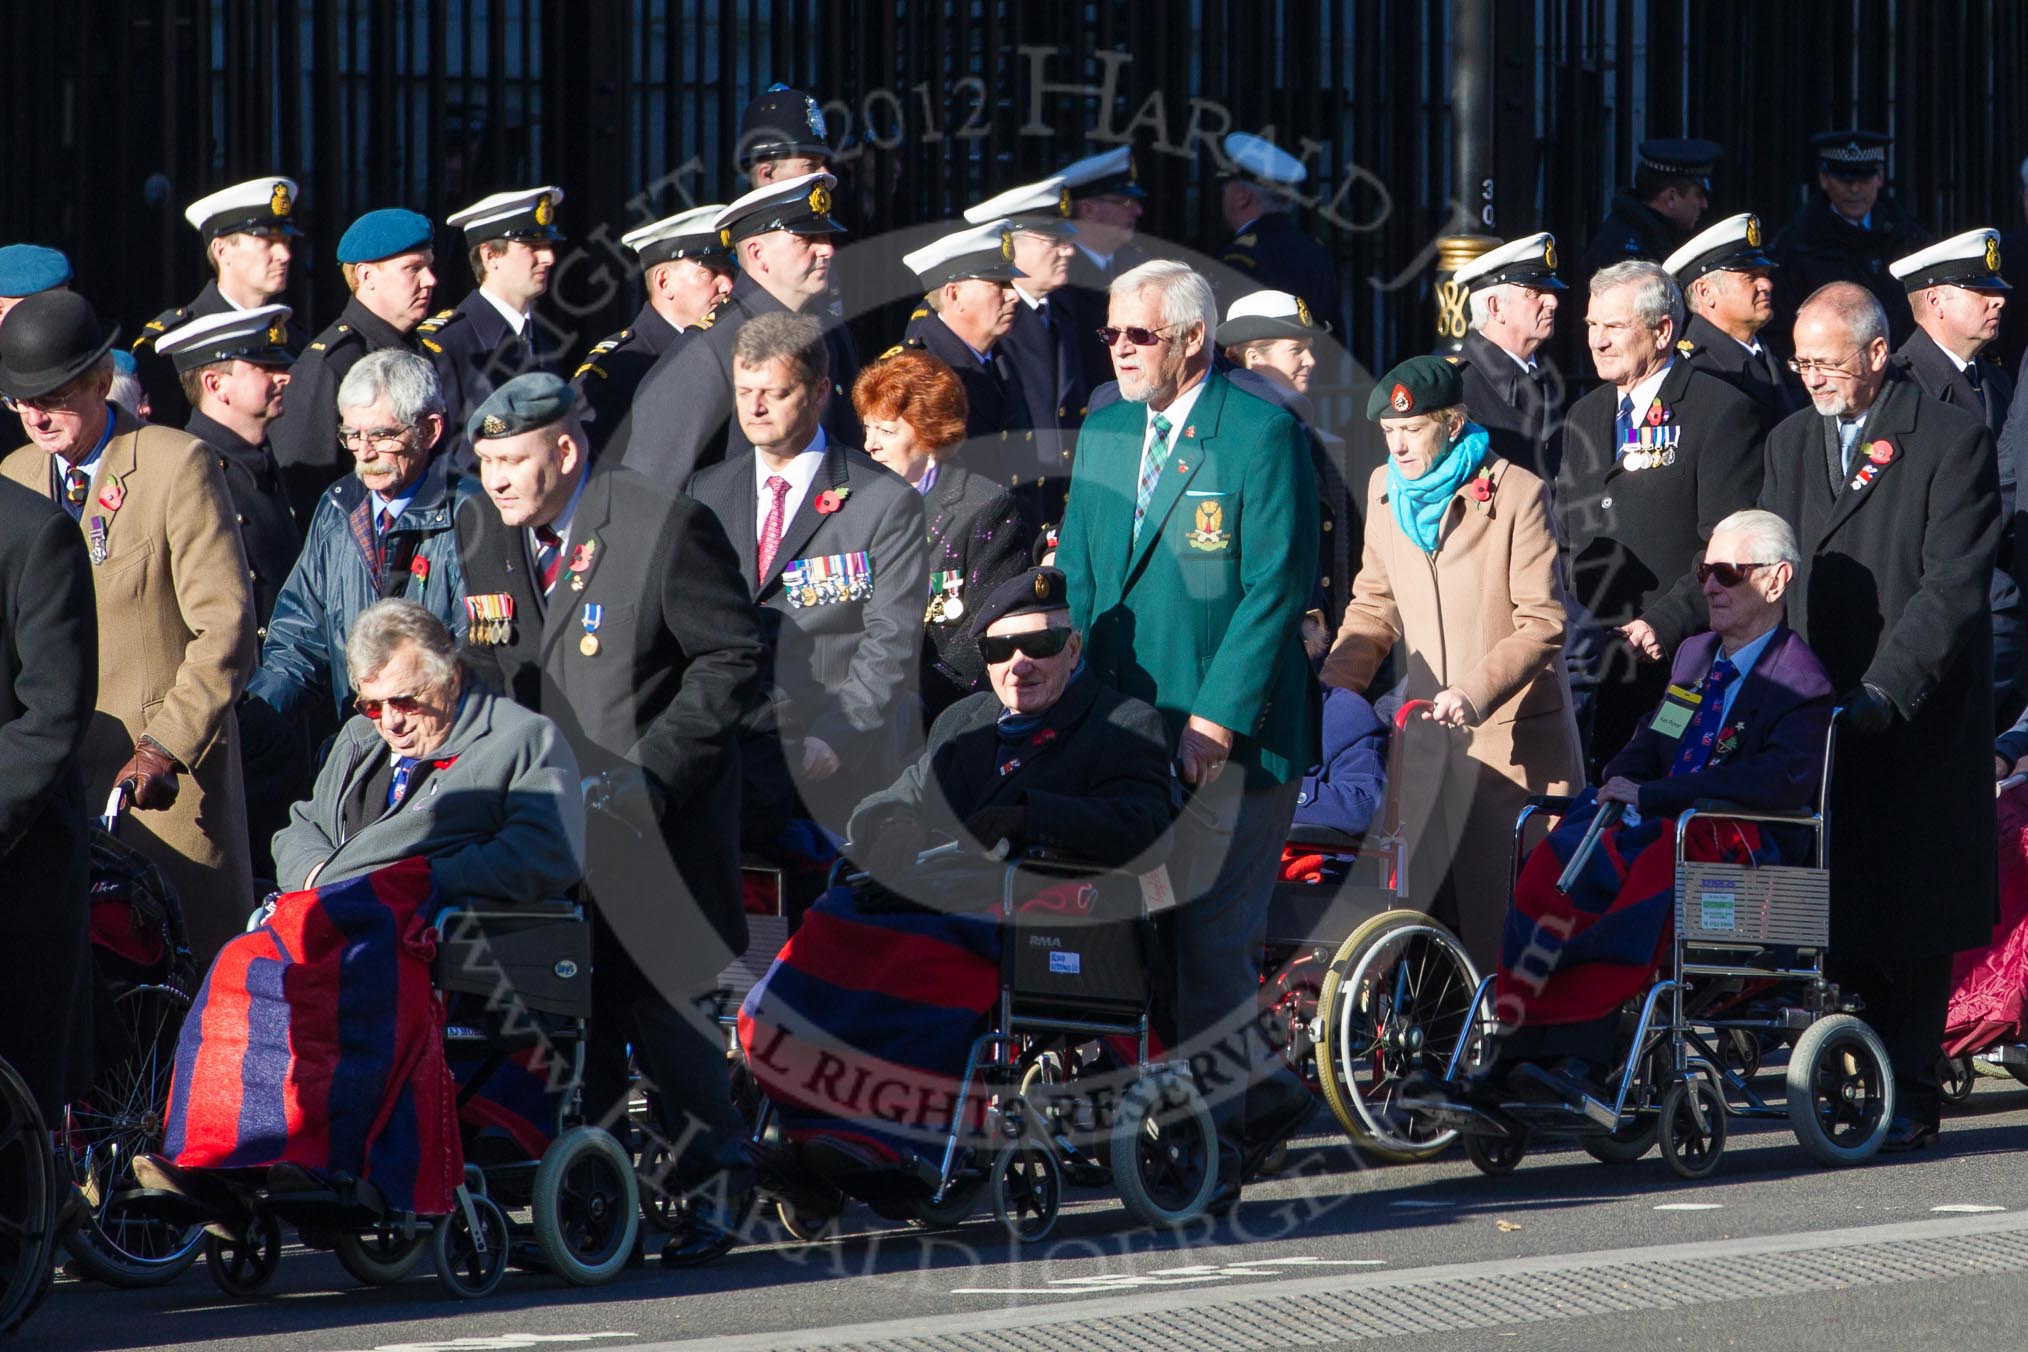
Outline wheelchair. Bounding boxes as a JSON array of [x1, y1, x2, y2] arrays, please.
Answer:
[[1261, 699, 1483, 1163], [124, 893, 640, 1299], [743, 842, 1220, 1244], [1415, 712, 1896, 1179]]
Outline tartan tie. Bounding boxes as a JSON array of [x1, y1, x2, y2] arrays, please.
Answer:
[[534, 524, 564, 594], [1670, 658, 1739, 777], [1133, 412, 1173, 542], [756, 475, 791, 585]]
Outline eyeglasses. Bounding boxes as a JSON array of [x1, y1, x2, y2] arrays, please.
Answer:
[[1786, 355, 1863, 379], [3, 379, 98, 415], [339, 424, 416, 452], [1097, 324, 1179, 348], [1696, 561, 1776, 587], [978, 627, 1074, 665], [355, 692, 429, 721]]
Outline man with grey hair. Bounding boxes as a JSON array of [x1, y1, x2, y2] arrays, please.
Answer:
[[1556, 257, 1764, 772], [247, 347, 476, 737], [272, 598, 585, 901], [1056, 257, 1319, 1210], [1760, 280, 2000, 1152]]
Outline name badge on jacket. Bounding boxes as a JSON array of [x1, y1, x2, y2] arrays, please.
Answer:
[[783, 551, 874, 608]]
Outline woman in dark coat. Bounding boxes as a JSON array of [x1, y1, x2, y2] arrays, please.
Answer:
[[854, 350, 1032, 717]]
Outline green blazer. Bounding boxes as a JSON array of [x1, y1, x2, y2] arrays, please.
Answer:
[[1058, 368, 1319, 784]]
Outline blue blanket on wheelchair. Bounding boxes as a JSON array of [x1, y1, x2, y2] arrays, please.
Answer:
[[738, 884, 1003, 1163], [163, 861, 462, 1215]]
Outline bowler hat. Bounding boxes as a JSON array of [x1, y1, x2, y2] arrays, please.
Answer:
[[0, 291, 119, 401]]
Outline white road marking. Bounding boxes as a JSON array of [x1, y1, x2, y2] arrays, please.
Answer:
[[1932, 1204, 2006, 1214], [1654, 1203, 1725, 1211], [329, 1335, 636, 1352], [954, 1257, 1383, 1295]]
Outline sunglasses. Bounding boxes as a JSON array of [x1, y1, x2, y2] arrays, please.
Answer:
[[1696, 561, 1773, 587], [977, 627, 1073, 665], [1097, 324, 1178, 347], [356, 692, 429, 721]]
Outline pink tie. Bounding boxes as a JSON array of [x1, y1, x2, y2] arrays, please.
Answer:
[[756, 475, 791, 585]]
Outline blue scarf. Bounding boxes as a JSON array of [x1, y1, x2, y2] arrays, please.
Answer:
[[1386, 424, 1489, 555]]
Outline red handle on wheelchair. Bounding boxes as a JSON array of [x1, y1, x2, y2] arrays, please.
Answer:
[[1378, 700, 1437, 840], [1392, 698, 1435, 732]]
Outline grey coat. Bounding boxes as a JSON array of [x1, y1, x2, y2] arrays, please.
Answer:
[[273, 682, 586, 902]]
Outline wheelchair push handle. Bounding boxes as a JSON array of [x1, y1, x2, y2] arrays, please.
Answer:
[[1554, 798, 1625, 895], [1392, 698, 1437, 732], [100, 780, 135, 832]]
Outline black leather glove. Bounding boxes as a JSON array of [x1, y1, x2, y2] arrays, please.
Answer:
[[962, 805, 1028, 854], [116, 738, 181, 811], [1840, 683, 1898, 738], [857, 809, 928, 880]]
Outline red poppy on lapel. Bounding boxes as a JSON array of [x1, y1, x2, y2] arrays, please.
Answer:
[[815, 487, 850, 515], [98, 478, 124, 512], [1866, 440, 1895, 465], [409, 556, 431, 582]]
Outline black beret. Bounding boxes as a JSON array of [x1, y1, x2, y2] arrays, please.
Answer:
[[969, 566, 1070, 638]]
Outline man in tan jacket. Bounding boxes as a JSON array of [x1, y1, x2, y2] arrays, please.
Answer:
[[0, 291, 256, 960]]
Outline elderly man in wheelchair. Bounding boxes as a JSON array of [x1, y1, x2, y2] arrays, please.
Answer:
[[1405, 511, 1840, 1151], [737, 567, 1199, 1237], [131, 600, 605, 1299]]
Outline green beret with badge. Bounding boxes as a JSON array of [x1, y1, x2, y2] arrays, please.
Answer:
[[466, 371, 579, 446], [1367, 354, 1465, 421]]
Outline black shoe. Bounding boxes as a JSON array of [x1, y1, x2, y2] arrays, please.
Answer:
[[660, 1190, 752, 1268], [1880, 1116, 1940, 1154], [1239, 1091, 1316, 1183]]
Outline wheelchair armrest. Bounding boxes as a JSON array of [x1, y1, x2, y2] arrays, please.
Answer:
[[1010, 846, 1113, 876], [1686, 799, 1816, 825], [1525, 794, 1579, 813], [432, 898, 582, 931], [1285, 822, 1364, 851]]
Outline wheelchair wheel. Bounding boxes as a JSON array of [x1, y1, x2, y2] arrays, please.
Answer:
[[1786, 1014, 1895, 1166], [1109, 1069, 1218, 1228], [204, 1212, 282, 1298], [531, 1126, 640, 1286], [635, 1143, 683, 1233], [0, 1057, 56, 1337], [1658, 1077, 1727, 1180], [334, 1223, 429, 1285], [1939, 1055, 1976, 1107], [434, 1193, 510, 1298], [1316, 911, 1480, 1162], [906, 1176, 984, 1230], [989, 1127, 1061, 1244], [1581, 1116, 1659, 1165], [1464, 1128, 1525, 1176], [63, 983, 203, 1287]]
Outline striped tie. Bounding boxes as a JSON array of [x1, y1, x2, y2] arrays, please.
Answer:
[[534, 524, 564, 594], [1133, 412, 1173, 542]]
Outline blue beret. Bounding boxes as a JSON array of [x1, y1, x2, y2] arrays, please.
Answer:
[[335, 209, 434, 264], [0, 245, 73, 298], [467, 372, 579, 445]]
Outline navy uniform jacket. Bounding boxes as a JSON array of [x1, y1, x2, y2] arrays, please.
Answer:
[[902, 308, 1060, 510], [1453, 328, 1564, 480], [1676, 314, 1805, 435], [1573, 191, 1689, 292], [132, 279, 307, 428], [1215, 211, 1344, 333], [686, 441, 927, 836], [1758, 375, 1998, 959], [572, 305, 684, 459], [999, 293, 1091, 435], [457, 466, 764, 999], [612, 274, 863, 489], [847, 673, 1175, 870], [1769, 194, 1933, 345], [420, 289, 557, 468], [184, 409, 301, 634], [267, 296, 418, 526]]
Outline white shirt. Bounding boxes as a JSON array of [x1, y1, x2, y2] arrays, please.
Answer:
[[1143, 376, 1208, 465], [480, 287, 531, 336], [754, 427, 829, 540], [1616, 358, 1675, 427]]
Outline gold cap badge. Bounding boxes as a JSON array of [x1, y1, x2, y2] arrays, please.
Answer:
[[1057, 186, 1072, 217], [266, 323, 285, 345], [808, 184, 832, 216], [999, 228, 1014, 261], [1033, 573, 1049, 600], [1745, 215, 1763, 248], [1295, 296, 1314, 326], [270, 182, 293, 218], [1543, 239, 1558, 269], [534, 194, 554, 227], [1988, 236, 2003, 274], [481, 414, 508, 437]]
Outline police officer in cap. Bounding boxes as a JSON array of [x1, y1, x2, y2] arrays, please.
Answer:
[[1451, 232, 1569, 478], [1889, 228, 2021, 716], [455, 373, 764, 1265], [899, 219, 1057, 515], [421, 186, 565, 465], [133, 176, 304, 427], [156, 304, 306, 885], [1770, 130, 1933, 344], [268, 208, 439, 523], [1213, 131, 1343, 334], [572, 204, 734, 457], [1573, 138, 1724, 297], [614, 172, 861, 485], [0, 245, 71, 325], [966, 174, 1092, 441], [1664, 212, 1805, 432], [737, 84, 832, 188]]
